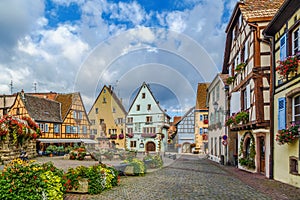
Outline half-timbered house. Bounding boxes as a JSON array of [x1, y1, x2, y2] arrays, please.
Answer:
[[176, 107, 195, 153], [222, 0, 284, 177], [264, 0, 300, 188]]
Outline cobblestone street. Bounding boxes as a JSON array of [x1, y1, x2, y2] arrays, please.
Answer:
[[64, 154, 300, 200]]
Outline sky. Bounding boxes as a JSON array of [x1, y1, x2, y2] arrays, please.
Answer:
[[0, 0, 238, 118]]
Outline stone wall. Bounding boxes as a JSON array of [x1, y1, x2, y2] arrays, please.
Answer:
[[0, 139, 37, 164]]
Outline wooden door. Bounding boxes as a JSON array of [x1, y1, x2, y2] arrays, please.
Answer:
[[259, 136, 265, 173], [146, 142, 156, 152]]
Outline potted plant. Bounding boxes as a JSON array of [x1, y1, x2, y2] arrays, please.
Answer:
[[235, 111, 249, 124], [226, 76, 235, 84], [56, 146, 64, 156], [225, 116, 235, 126], [276, 55, 299, 79], [235, 62, 246, 72]]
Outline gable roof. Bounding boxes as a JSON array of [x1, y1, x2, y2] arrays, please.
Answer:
[[195, 83, 209, 110], [55, 93, 73, 120], [89, 85, 127, 115], [223, 0, 284, 73], [175, 106, 195, 126], [22, 93, 62, 123], [226, 0, 284, 32], [264, 0, 300, 36], [0, 94, 16, 109], [128, 82, 170, 118]]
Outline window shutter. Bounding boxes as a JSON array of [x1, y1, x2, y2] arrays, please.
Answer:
[[245, 40, 249, 60], [280, 34, 286, 61], [230, 92, 241, 115], [246, 84, 251, 109], [278, 97, 286, 130]]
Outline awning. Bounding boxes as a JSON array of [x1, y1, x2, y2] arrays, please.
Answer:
[[37, 138, 98, 144]]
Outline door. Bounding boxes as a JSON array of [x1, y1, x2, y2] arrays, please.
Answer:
[[259, 136, 265, 173], [182, 143, 191, 153], [146, 142, 156, 152]]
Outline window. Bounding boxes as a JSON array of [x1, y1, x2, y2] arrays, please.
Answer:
[[95, 108, 98, 114], [16, 108, 20, 115], [127, 128, 133, 133], [293, 95, 300, 122], [200, 115, 203, 121], [147, 104, 151, 111], [245, 40, 249, 61], [130, 141, 137, 148], [216, 85, 220, 101], [54, 124, 59, 133], [103, 89, 106, 93], [44, 124, 49, 132], [78, 112, 82, 119], [142, 93, 145, 99], [204, 115, 208, 120], [112, 107, 116, 113], [39, 123, 44, 132], [212, 89, 215, 102], [82, 126, 87, 134], [127, 117, 133, 124], [146, 116, 152, 123], [73, 111, 77, 119], [66, 126, 71, 134], [103, 97, 106, 103], [292, 27, 300, 55], [91, 120, 95, 125], [136, 105, 140, 111], [280, 34, 287, 61], [72, 126, 78, 133], [100, 119, 104, 124], [290, 156, 298, 175]]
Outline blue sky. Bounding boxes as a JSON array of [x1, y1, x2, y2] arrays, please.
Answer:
[[0, 0, 237, 117]]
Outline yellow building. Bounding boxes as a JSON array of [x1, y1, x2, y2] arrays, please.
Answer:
[[195, 83, 209, 154], [88, 85, 127, 149], [264, 0, 300, 188]]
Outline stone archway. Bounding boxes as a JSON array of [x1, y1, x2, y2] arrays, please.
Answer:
[[146, 142, 156, 152]]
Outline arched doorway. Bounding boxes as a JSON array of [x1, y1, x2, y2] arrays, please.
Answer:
[[182, 143, 191, 153], [146, 142, 156, 152]]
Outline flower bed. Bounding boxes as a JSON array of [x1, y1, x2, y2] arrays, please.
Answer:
[[0, 159, 119, 199]]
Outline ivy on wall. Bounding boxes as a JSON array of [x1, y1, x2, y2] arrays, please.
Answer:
[[238, 132, 256, 169]]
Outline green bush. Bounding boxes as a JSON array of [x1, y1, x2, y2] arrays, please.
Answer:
[[143, 154, 163, 169], [123, 158, 146, 176]]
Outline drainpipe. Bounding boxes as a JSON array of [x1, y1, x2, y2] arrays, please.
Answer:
[[263, 32, 275, 179]]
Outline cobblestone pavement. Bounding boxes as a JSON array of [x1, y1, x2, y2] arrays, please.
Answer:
[[33, 154, 300, 200]]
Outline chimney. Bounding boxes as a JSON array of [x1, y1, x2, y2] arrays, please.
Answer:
[[21, 89, 25, 100]]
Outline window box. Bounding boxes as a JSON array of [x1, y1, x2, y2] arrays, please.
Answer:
[[126, 133, 134, 138], [203, 119, 209, 124], [110, 134, 117, 139], [141, 133, 156, 138]]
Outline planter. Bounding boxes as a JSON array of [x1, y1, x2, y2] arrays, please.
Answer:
[[67, 178, 88, 194], [119, 133, 124, 139]]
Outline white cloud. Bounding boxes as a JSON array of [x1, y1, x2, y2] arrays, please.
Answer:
[[0, 0, 235, 112]]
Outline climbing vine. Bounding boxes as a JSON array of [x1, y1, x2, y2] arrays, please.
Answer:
[[238, 132, 256, 169]]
